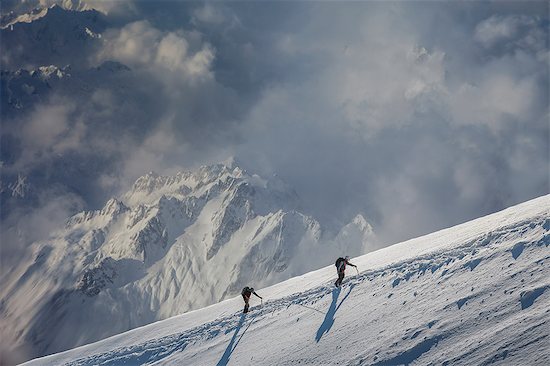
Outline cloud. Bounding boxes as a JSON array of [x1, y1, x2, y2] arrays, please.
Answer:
[[474, 14, 546, 54], [23, 103, 73, 148], [449, 74, 537, 132], [224, 3, 548, 243], [1, 1, 548, 257], [98, 20, 215, 82], [17, 99, 87, 165], [0, 189, 85, 276], [192, 4, 230, 26]]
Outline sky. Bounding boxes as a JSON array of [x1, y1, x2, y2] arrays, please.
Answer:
[[1, 0, 549, 264]]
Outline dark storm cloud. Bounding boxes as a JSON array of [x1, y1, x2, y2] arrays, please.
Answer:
[[222, 1, 549, 243], [0, 2, 252, 267], [1, 1, 548, 263]]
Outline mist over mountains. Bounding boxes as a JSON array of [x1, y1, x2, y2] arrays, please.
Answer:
[[0, 1, 548, 363], [2, 3, 547, 268]]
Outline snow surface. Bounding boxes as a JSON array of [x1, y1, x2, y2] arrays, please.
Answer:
[[24, 195, 550, 365], [1, 163, 376, 362]]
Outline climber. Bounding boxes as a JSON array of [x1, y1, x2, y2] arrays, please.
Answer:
[[334, 256, 357, 287], [241, 286, 263, 313]]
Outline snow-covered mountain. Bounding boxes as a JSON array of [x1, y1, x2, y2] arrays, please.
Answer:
[[21, 194, 550, 366], [0, 162, 376, 363], [0, 7, 140, 238], [1, 5, 106, 70]]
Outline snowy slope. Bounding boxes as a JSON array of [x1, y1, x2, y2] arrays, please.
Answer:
[[0, 163, 375, 362], [24, 195, 550, 366]]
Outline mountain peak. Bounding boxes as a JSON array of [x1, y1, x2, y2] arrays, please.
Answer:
[[124, 162, 258, 206], [351, 214, 373, 234], [34, 65, 71, 80], [101, 198, 128, 216], [1, 3, 108, 69], [0, 7, 48, 29]]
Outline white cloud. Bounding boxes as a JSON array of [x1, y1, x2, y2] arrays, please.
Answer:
[[474, 15, 546, 54], [449, 74, 536, 132], [156, 33, 190, 71], [17, 99, 88, 167], [53, 119, 86, 153], [228, 3, 548, 244], [193, 4, 227, 25], [22, 102, 73, 149], [191, 3, 242, 30], [0, 189, 85, 271], [100, 21, 159, 65], [475, 15, 523, 45], [98, 21, 215, 82]]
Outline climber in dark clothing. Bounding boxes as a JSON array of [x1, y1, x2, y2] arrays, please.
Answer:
[[241, 286, 262, 313], [335, 256, 357, 287]]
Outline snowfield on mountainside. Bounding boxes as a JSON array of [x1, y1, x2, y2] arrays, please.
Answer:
[[24, 195, 550, 366], [1, 162, 376, 362]]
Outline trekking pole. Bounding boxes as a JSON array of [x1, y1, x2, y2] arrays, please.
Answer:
[[295, 302, 325, 314], [355, 267, 359, 275]]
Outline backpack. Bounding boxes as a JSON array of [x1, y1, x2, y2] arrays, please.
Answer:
[[335, 257, 345, 271]]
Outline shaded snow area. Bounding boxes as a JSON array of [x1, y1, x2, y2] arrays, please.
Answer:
[[25, 195, 550, 366]]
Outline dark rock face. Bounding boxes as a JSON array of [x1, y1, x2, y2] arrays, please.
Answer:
[[78, 258, 116, 296]]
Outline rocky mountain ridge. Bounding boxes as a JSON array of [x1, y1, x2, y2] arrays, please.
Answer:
[[0, 163, 376, 361]]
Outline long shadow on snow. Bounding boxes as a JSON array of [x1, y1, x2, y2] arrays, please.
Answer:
[[69, 312, 254, 366], [371, 335, 444, 365], [315, 284, 355, 342], [217, 313, 255, 366]]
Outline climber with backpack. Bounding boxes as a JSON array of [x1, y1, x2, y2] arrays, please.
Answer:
[[241, 286, 263, 313], [334, 256, 357, 288]]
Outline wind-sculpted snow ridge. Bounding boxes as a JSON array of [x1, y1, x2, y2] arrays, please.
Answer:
[[1, 162, 376, 363], [25, 195, 550, 366]]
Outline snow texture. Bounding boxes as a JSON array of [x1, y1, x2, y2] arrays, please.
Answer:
[[23, 195, 550, 366]]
